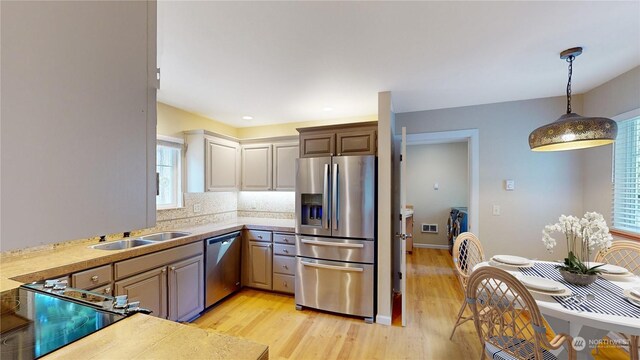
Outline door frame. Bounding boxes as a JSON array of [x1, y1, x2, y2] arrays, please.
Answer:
[[405, 129, 479, 239]]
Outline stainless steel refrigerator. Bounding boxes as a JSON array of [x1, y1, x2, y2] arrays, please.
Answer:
[[294, 155, 376, 323]]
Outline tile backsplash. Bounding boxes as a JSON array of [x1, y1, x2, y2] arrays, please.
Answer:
[[237, 191, 295, 219], [154, 192, 238, 229]]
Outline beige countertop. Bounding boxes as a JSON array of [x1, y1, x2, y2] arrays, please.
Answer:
[[0, 217, 294, 293], [43, 314, 269, 360], [1, 217, 289, 360]]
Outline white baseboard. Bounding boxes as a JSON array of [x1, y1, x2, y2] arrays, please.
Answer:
[[376, 315, 392, 325], [413, 243, 449, 250]]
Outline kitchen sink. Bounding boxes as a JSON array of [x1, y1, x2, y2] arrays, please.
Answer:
[[90, 239, 155, 251], [138, 231, 191, 242]]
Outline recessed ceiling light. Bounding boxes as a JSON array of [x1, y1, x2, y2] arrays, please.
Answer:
[[242, 116, 253, 120], [323, 107, 333, 112]]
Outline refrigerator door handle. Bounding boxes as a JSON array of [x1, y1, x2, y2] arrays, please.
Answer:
[[301, 259, 364, 272], [322, 163, 329, 229], [332, 163, 338, 231], [300, 239, 365, 248]]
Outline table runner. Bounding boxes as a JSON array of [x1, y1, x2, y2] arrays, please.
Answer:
[[518, 262, 640, 318]]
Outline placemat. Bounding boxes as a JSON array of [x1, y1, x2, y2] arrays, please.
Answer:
[[519, 262, 640, 318]]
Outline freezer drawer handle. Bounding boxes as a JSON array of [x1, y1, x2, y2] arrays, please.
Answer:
[[301, 260, 364, 272], [300, 239, 364, 248]]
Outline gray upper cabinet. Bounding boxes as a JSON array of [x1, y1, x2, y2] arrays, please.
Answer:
[[240, 139, 298, 191], [241, 144, 273, 191], [1, 1, 157, 251], [297, 122, 378, 158], [273, 143, 299, 191], [185, 131, 240, 192]]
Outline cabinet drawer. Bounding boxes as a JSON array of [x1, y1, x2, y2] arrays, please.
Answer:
[[273, 233, 295, 244], [273, 255, 296, 275], [274, 244, 295, 257], [115, 242, 203, 280], [72, 265, 112, 289], [88, 283, 113, 296], [272, 273, 294, 294], [244, 230, 272, 242]]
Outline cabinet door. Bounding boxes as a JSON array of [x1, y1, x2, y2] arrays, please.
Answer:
[[273, 143, 298, 191], [248, 241, 273, 290], [206, 137, 239, 191], [1, 1, 157, 251], [241, 144, 272, 190], [299, 132, 335, 158], [168, 255, 204, 322], [336, 129, 377, 156], [115, 267, 167, 319]]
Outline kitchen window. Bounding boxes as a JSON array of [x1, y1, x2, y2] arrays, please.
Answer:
[[612, 110, 640, 235], [157, 136, 184, 209]]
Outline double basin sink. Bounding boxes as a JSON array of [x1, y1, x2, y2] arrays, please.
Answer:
[[90, 231, 191, 251]]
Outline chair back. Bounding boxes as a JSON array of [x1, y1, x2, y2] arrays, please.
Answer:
[[594, 240, 640, 275], [452, 232, 484, 289], [466, 267, 549, 360]]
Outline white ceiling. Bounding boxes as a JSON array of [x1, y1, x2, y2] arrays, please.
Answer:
[[157, 1, 640, 127]]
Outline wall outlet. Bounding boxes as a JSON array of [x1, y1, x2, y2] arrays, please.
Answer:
[[505, 179, 515, 191], [492, 205, 501, 216], [193, 203, 202, 213]]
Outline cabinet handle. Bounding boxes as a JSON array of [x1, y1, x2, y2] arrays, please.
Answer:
[[104, 287, 111, 294], [283, 265, 288, 269], [170, 266, 176, 271], [283, 282, 288, 287], [91, 275, 99, 282], [258, 235, 263, 239], [283, 249, 289, 253], [268, 244, 272, 248], [161, 268, 167, 273]]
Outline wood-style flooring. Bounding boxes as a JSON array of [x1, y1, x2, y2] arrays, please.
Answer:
[[193, 249, 630, 359], [194, 249, 477, 359]]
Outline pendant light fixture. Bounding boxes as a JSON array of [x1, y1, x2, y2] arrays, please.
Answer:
[[529, 47, 617, 151]]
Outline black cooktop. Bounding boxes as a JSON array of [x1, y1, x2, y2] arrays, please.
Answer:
[[0, 285, 125, 359]]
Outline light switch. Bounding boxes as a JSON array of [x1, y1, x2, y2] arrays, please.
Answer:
[[434, 183, 439, 190], [505, 179, 515, 191], [492, 205, 501, 216]]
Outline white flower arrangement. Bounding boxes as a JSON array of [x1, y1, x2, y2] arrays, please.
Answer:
[[542, 212, 613, 274]]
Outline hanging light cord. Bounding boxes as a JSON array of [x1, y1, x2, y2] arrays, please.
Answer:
[[566, 55, 574, 114]]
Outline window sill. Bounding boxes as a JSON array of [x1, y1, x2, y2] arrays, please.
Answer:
[[610, 228, 640, 242], [157, 206, 185, 211]]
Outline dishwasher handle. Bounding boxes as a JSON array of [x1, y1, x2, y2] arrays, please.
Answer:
[[207, 231, 241, 246]]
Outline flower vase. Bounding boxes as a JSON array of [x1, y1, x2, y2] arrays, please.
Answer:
[[559, 269, 597, 286]]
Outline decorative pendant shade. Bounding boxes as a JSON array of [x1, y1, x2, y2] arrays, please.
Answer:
[[529, 47, 617, 151]]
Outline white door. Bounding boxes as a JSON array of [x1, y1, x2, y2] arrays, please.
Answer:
[[400, 127, 407, 326]]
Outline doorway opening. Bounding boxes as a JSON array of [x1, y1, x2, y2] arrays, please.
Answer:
[[392, 128, 479, 326]]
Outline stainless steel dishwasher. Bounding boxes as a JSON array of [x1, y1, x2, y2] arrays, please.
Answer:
[[205, 231, 241, 308]]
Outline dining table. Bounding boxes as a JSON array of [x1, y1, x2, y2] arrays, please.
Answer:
[[475, 259, 640, 360]]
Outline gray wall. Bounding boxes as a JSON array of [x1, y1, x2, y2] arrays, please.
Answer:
[[582, 67, 640, 223], [407, 142, 468, 246], [396, 96, 584, 260]]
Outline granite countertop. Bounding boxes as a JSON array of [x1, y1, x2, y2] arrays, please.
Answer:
[[42, 314, 269, 360], [0, 217, 295, 293], [1, 217, 289, 360]]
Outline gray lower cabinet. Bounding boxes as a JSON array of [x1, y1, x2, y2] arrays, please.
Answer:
[[247, 240, 272, 290], [168, 255, 204, 322], [114, 242, 204, 321], [115, 266, 168, 319]]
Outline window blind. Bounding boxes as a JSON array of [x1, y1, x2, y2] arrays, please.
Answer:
[[613, 116, 640, 233]]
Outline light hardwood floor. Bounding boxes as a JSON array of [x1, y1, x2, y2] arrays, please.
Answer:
[[194, 249, 630, 359], [194, 249, 479, 359]]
